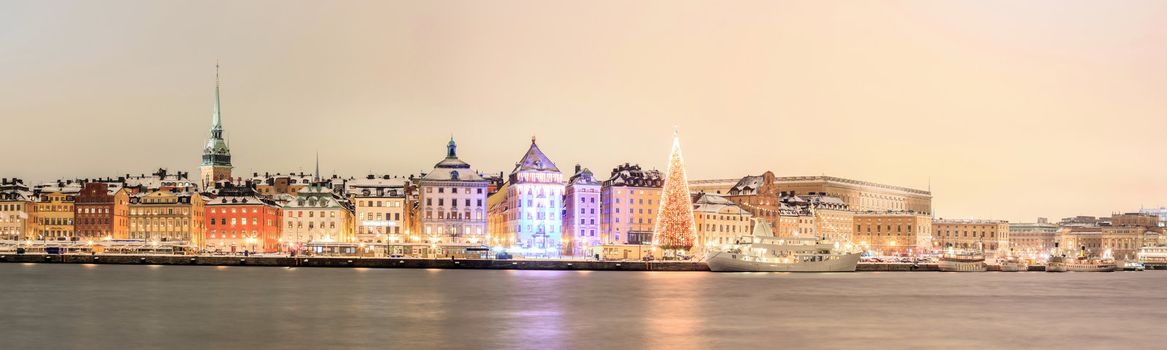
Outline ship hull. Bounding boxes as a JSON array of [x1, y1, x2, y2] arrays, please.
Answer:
[[707, 252, 861, 272], [938, 260, 987, 272], [1066, 263, 1117, 272], [999, 262, 1027, 272]]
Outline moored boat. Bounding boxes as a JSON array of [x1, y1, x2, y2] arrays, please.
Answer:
[[999, 256, 1027, 272], [938, 246, 986, 272], [1046, 256, 1068, 272], [1065, 258, 1117, 272], [706, 219, 861, 272]]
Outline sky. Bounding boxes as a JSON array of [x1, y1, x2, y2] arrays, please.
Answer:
[[1, 0, 1165, 222]]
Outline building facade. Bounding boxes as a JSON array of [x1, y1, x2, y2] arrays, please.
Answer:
[[281, 186, 354, 246], [1008, 220, 1059, 257], [73, 182, 130, 241], [600, 163, 663, 245], [853, 212, 933, 256], [932, 219, 1010, 256], [417, 138, 489, 245], [128, 191, 206, 246], [489, 138, 565, 253], [205, 186, 282, 253], [348, 176, 409, 244], [0, 179, 32, 241], [692, 193, 752, 249], [30, 191, 77, 241], [563, 165, 601, 256]]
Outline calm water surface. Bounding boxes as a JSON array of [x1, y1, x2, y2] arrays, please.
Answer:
[[2, 264, 1165, 349]]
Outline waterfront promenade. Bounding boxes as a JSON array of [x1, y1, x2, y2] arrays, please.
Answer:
[[0, 253, 968, 271]]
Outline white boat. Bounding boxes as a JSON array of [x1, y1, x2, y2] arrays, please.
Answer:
[[1122, 261, 1145, 271], [1065, 258, 1117, 272], [706, 219, 860, 272], [999, 256, 1027, 272], [1046, 256, 1068, 272], [939, 248, 986, 272]]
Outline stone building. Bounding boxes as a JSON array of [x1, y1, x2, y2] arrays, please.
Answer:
[[128, 190, 206, 246], [701, 173, 932, 214], [692, 193, 752, 249], [74, 182, 130, 240], [853, 211, 933, 256], [281, 186, 354, 246], [488, 138, 565, 253], [347, 175, 409, 244], [416, 138, 489, 245], [600, 163, 663, 245], [205, 185, 282, 253], [1008, 220, 1059, 257], [932, 219, 1010, 256], [0, 178, 32, 241], [563, 165, 602, 256], [29, 182, 81, 241]]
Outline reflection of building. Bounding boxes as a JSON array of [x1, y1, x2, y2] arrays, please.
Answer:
[[489, 138, 565, 252], [853, 212, 932, 255], [347, 175, 409, 243], [0, 178, 32, 241], [281, 186, 354, 245], [417, 138, 488, 245], [74, 182, 130, 240], [128, 190, 206, 246], [1008, 220, 1058, 256], [563, 165, 601, 256], [200, 65, 233, 190], [205, 185, 282, 253], [692, 193, 752, 248], [932, 219, 1010, 256], [600, 163, 662, 245]]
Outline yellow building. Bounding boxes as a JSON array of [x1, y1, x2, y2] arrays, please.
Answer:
[[128, 191, 206, 247], [347, 176, 410, 244], [30, 191, 77, 241], [692, 193, 752, 250], [853, 212, 933, 256], [932, 219, 1009, 256], [600, 163, 663, 245]]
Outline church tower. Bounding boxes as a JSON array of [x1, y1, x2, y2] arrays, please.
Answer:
[[200, 63, 233, 190]]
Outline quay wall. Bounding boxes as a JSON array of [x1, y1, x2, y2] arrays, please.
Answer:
[[0, 254, 1028, 272]]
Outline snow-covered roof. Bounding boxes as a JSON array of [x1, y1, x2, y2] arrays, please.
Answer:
[[512, 139, 560, 174]]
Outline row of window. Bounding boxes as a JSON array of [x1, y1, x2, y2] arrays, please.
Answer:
[[426, 187, 485, 194]]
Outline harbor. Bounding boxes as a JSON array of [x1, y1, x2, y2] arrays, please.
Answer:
[[6, 252, 1162, 272]]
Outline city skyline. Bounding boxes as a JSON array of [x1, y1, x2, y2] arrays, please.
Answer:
[[3, 1, 1166, 223]]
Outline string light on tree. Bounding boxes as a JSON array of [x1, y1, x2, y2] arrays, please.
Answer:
[[652, 129, 697, 258]]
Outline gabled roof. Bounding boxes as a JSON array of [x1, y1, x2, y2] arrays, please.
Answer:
[[513, 139, 559, 173]]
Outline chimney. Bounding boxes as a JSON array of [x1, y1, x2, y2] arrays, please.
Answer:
[[575, 164, 581, 174]]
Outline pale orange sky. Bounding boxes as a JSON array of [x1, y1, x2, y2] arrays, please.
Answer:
[[1, 1, 1165, 222]]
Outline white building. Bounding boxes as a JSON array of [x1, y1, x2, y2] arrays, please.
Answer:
[[564, 164, 601, 256], [488, 138, 565, 254], [281, 186, 354, 245], [416, 138, 489, 245]]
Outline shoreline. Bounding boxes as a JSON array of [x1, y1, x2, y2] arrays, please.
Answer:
[[0, 253, 979, 271]]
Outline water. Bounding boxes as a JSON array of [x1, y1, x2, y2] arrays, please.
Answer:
[[1, 264, 1164, 349]]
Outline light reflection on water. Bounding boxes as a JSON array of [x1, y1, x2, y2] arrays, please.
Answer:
[[1, 264, 1165, 349]]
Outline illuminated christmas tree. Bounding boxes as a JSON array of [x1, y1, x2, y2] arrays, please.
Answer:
[[653, 130, 697, 256]]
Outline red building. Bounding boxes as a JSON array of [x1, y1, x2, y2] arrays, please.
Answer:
[[74, 182, 130, 240], [204, 186, 282, 253]]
